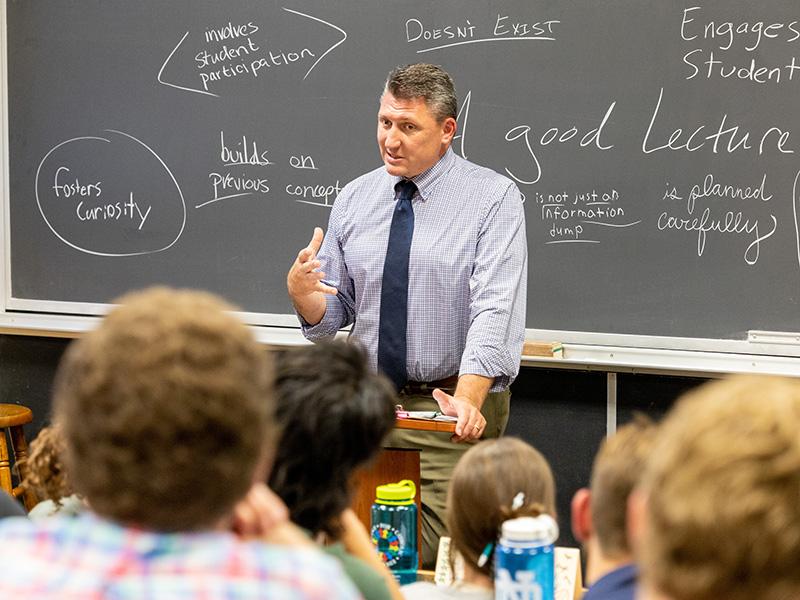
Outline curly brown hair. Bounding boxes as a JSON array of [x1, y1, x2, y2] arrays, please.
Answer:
[[21, 424, 73, 506], [53, 287, 275, 531]]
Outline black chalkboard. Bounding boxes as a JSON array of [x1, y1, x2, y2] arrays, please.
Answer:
[[6, 0, 800, 343]]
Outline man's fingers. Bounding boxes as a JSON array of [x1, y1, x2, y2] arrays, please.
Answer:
[[301, 265, 337, 294], [448, 398, 484, 442], [308, 227, 324, 254], [288, 228, 330, 301], [455, 412, 470, 438], [299, 259, 321, 274], [432, 388, 456, 415], [465, 415, 485, 441], [453, 420, 482, 442], [291, 257, 337, 296], [318, 283, 338, 295], [295, 228, 324, 265], [297, 247, 313, 263]]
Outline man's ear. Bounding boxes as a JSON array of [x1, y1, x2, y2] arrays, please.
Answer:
[[571, 487, 593, 544], [627, 487, 648, 554], [441, 117, 457, 146]]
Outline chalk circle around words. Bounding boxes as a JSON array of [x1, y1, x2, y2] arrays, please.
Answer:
[[35, 130, 187, 257]]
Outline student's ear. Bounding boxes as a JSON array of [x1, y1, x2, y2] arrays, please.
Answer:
[[626, 487, 648, 554], [571, 487, 593, 543]]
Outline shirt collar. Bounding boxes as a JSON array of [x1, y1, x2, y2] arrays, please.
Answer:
[[393, 146, 456, 202], [585, 563, 637, 597]]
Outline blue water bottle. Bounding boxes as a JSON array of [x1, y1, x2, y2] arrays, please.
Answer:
[[370, 479, 418, 585], [494, 514, 559, 600]]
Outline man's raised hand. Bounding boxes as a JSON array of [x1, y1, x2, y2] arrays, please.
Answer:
[[287, 227, 338, 299]]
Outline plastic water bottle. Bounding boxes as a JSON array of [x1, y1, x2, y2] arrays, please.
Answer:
[[494, 515, 559, 600], [370, 479, 417, 584]]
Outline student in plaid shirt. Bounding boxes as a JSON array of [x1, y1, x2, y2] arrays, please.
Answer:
[[0, 287, 360, 599]]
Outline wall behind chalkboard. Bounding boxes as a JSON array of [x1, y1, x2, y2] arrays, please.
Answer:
[[4, 1, 800, 349]]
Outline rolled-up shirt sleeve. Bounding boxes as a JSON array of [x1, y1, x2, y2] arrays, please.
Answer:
[[459, 182, 527, 391], [299, 191, 356, 340]]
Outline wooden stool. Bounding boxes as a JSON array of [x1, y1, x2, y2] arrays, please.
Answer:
[[0, 404, 38, 511]]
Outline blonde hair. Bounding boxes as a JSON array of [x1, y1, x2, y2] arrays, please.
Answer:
[[590, 415, 657, 557], [54, 287, 274, 531], [446, 437, 556, 577], [640, 375, 800, 600]]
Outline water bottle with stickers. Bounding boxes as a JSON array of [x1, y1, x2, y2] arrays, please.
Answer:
[[371, 479, 418, 584], [494, 514, 559, 600]]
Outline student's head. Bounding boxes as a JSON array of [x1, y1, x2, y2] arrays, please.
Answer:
[[268, 340, 396, 538], [635, 375, 800, 600], [53, 287, 274, 532], [571, 416, 657, 561], [22, 424, 73, 506], [447, 437, 556, 577]]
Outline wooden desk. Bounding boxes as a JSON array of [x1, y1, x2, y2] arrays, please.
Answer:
[[395, 416, 457, 434], [352, 446, 421, 529]]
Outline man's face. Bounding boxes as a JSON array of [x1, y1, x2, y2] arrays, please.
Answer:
[[377, 92, 456, 178]]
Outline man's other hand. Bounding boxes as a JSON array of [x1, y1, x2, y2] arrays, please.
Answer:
[[432, 388, 485, 442]]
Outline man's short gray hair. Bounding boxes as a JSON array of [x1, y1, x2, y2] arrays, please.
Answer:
[[384, 63, 458, 122]]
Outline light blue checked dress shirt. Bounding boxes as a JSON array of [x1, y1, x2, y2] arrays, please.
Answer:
[[302, 148, 527, 391]]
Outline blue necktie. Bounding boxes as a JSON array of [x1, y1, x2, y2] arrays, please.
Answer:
[[378, 179, 417, 391]]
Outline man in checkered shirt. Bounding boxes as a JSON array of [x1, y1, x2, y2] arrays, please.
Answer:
[[288, 63, 527, 567]]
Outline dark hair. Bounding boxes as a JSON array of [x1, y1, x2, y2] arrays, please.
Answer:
[[54, 287, 275, 531], [384, 63, 457, 122], [268, 340, 396, 538]]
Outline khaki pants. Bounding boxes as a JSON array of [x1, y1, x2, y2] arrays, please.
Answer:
[[385, 389, 510, 568]]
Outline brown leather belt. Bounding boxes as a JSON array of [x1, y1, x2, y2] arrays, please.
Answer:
[[401, 375, 459, 395]]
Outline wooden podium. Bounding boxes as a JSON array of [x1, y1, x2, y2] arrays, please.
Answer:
[[351, 418, 456, 566]]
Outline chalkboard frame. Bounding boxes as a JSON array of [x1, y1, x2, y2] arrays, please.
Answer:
[[2, 0, 800, 374]]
